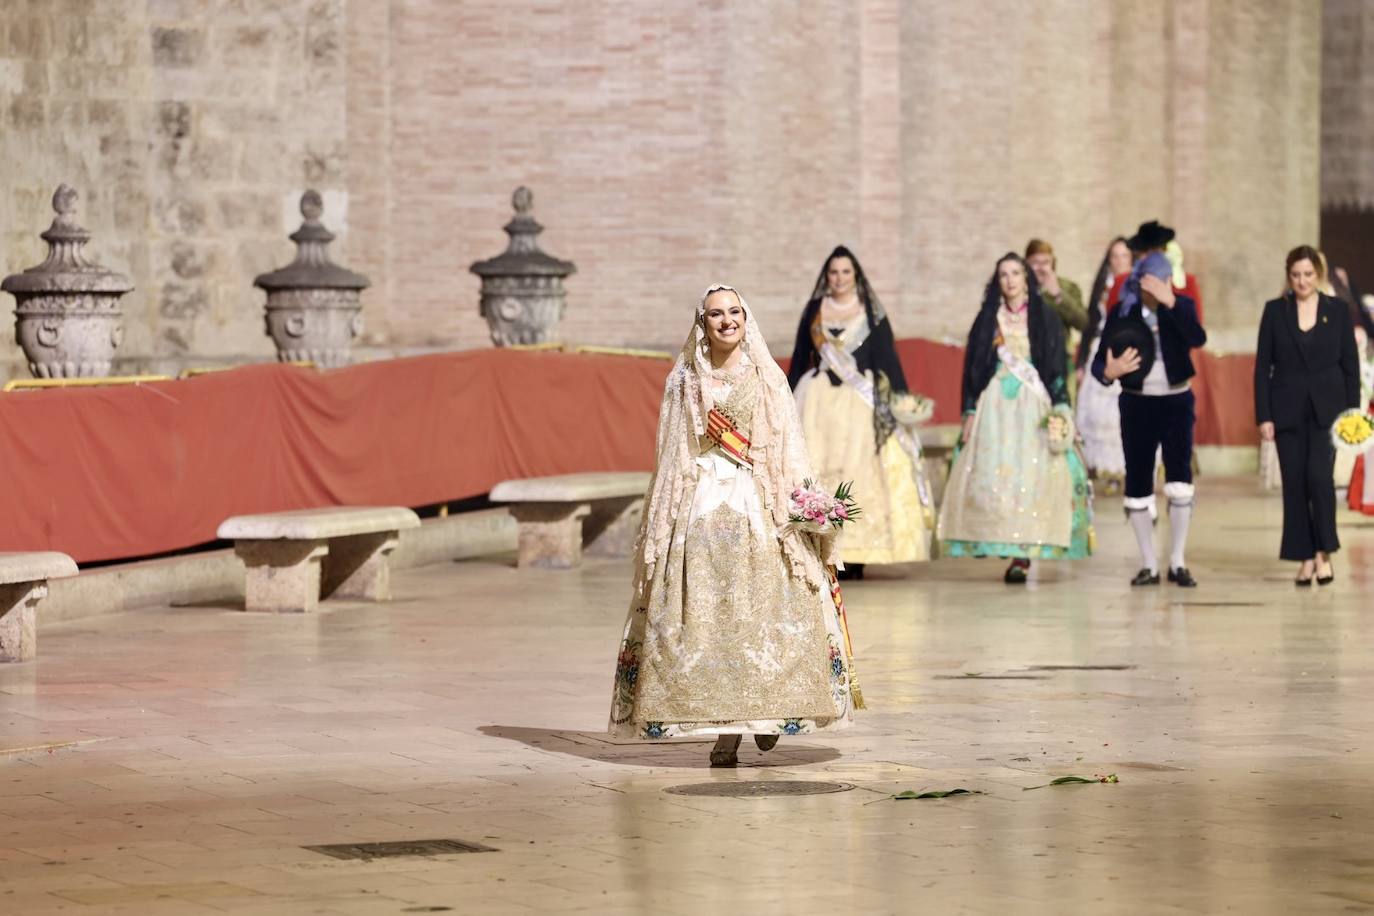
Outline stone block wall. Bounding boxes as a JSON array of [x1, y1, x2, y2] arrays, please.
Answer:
[[0, 0, 1327, 379], [0, 0, 350, 378]]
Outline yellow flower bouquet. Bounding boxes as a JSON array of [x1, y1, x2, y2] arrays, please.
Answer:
[[1331, 408, 1374, 455], [1041, 404, 1075, 455]]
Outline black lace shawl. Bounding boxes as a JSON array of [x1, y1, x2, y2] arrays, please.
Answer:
[[786, 245, 909, 452], [961, 254, 1068, 414], [1077, 237, 1127, 369]]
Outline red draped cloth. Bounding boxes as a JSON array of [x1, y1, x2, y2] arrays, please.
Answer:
[[0, 342, 1256, 564]]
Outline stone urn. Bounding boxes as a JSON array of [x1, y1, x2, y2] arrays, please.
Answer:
[[1, 184, 133, 378], [254, 190, 369, 368], [470, 187, 576, 346]]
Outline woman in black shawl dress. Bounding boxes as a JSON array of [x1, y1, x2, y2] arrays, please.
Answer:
[[937, 253, 1094, 583], [787, 246, 934, 577]]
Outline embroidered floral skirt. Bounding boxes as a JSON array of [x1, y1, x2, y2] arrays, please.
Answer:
[[608, 451, 857, 740], [938, 362, 1094, 560]]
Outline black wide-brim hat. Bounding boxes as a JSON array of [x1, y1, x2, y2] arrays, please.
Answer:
[[1102, 314, 1156, 388], [1127, 220, 1176, 253]]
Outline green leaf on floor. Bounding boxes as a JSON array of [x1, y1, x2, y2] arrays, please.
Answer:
[[892, 788, 983, 800], [1023, 774, 1119, 791]]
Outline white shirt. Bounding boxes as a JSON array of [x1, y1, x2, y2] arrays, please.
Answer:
[[1134, 305, 1190, 397]]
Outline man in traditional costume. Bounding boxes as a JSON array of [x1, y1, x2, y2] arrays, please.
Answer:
[[1093, 247, 1207, 587]]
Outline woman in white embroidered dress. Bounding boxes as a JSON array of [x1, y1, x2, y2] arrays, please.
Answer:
[[1076, 237, 1132, 494], [608, 286, 860, 767]]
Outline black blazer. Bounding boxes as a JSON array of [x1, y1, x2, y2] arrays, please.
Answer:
[[1090, 294, 1206, 391], [1253, 294, 1361, 430]]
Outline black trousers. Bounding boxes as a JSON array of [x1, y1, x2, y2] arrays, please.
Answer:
[[1120, 390, 1195, 498], [1274, 411, 1340, 561]]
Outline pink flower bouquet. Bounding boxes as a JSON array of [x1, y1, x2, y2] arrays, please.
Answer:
[[788, 479, 862, 535]]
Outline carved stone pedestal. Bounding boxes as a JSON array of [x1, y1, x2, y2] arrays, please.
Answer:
[[470, 187, 576, 347], [509, 503, 591, 569], [255, 191, 369, 368], [235, 540, 328, 614], [2, 185, 133, 379]]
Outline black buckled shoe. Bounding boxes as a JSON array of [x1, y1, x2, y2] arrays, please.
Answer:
[[1130, 568, 1161, 586], [709, 735, 741, 767], [1167, 567, 1197, 588]]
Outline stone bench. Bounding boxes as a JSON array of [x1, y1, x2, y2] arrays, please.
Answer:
[[490, 472, 651, 569], [919, 423, 962, 507], [0, 552, 78, 662], [218, 507, 421, 613]]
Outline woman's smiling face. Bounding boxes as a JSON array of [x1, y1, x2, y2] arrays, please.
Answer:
[[826, 256, 857, 298], [703, 288, 745, 351]]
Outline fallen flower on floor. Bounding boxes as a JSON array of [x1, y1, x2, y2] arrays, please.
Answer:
[[891, 788, 983, 800], [1022, 774, 1119, 791]]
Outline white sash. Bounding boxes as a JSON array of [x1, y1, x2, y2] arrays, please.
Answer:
[[996, 342, 1052, 410]]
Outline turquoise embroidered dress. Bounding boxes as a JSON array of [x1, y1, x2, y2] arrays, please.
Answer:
[[938, 311, 1093, 559]]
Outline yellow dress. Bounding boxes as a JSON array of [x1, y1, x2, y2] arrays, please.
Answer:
[[793, 311, 931, 565]]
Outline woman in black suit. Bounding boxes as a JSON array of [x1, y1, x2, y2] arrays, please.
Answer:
[[1254, 245, 1362, 584]]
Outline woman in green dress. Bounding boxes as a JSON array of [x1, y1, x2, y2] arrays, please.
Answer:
[[938, 253, 1094, 582]]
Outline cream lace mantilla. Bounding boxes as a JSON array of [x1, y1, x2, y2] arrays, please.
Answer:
[[633, 285, 832, 596]]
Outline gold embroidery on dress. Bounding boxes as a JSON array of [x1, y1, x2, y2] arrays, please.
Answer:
[[630, 501, 836, 723]]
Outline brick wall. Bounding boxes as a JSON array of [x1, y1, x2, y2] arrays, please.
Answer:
[[0, 0, 1327, 379]]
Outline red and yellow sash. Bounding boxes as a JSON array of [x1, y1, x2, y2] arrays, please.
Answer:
[[706, 408, 752, 467]]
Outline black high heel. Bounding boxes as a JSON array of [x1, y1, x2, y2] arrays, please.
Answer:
[[1296, 561, 1315, 586], [1317, 560, 1334, 586]]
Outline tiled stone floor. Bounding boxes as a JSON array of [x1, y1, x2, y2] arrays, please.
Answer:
[[2, 477, 1372, 915]]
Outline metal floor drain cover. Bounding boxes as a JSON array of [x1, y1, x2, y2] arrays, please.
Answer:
[[665, 780, 854, 798], [304, 838, 497, 860]]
